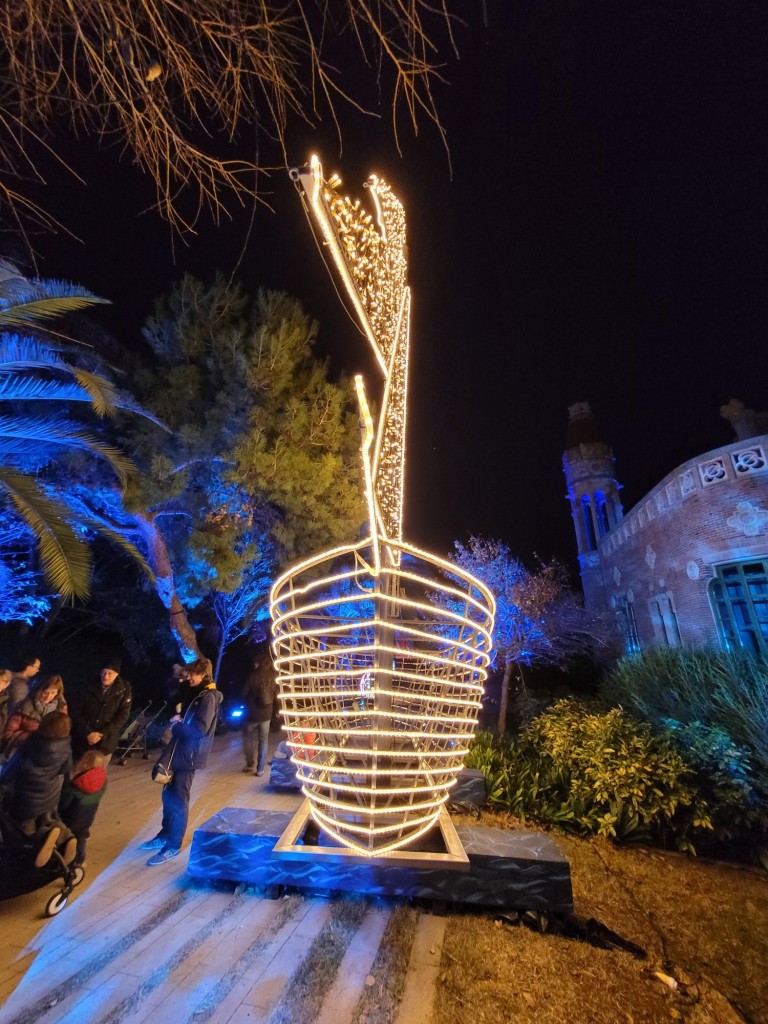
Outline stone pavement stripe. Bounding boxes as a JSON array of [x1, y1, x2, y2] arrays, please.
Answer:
[[82, 893, 249, 1024], [3, 888, 224, 1024], [5, 880, 207, 1000], [208, 900, 332, 1024], [183, 896, 322, 1024], [0, 890, 193, 1024], [392, 914, 446, 1024], [264, 898, 370, 1024], [313, 906, 390, 1024], [117, 895, 290, 1024], [37, 971, 151, 1024]]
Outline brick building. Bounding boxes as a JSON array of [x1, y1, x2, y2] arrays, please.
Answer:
[[563, 401, 768, 655]]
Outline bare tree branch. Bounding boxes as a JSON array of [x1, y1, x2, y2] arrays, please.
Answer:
[[0, 1, 460, 236]]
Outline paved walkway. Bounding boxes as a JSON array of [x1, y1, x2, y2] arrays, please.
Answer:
[[0, 732, 443, 1024]]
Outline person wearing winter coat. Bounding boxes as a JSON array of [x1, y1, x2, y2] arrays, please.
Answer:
[[59, 750, 108, 867], [70, 658, 132, 762], [1, 675, 68, 761], [140, 657, 222, 866], [241, 655, 277, 776], [0, 711, 76, 868]]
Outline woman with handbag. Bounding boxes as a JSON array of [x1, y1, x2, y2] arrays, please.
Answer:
[[140, 657, 222, 866]]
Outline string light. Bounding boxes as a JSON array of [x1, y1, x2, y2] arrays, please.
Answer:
[[273, 156, 496, 856]]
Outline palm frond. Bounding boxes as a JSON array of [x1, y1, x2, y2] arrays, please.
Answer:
[[0, 335, 73, 368], [0, 359, 165, 428], [0, 294, 109, 330], [75, 513, 155, 583], [72, 368, 118, 417], [0, 375, 106, 405], [0, 415, 132, 484], [0, 467, 91, 600]]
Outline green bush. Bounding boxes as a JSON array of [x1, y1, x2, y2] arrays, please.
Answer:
[[602, 649, 768, 792], [660, 719, 768, 841], [466, 701, 711, 850]]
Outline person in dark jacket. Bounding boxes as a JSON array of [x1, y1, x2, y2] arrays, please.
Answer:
[[0, 711, 76, 868], [140, 656, 222, 866], [70, 658, 132, 762], [241, 655, 277, 776], [59, 749, 108, 867]]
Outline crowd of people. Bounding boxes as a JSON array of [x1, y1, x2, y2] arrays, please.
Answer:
[[0, 649, 277, 880], [0, 653, 126, 871]]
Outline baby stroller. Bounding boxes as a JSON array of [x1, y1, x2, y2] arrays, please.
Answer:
[[114, 701, 167, 765], [0, 807, 85, 916]]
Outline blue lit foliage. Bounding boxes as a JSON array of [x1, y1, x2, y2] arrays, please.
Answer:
[[100, 276, 365, 662], [451, 537, 558, 669], [451, 536, 610, 733], [0, 506, 51, 623], [0, 259, 152, 600]]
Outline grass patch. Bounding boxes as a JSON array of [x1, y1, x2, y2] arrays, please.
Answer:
[[268, 895, 369, 1024], [351, 903, 419, 1024], [435, 815, 768, 1024]]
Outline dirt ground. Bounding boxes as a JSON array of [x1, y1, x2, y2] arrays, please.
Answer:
[[434, 814, 768, 1024]]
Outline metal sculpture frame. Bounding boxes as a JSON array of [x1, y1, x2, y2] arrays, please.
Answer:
[[270, 156, 495, 858]]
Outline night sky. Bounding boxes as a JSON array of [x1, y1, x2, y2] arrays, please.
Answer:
[[18, 1, 768, 575]]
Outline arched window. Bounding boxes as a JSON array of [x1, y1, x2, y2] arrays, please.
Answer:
[[616, 595, 640, 655], [709, 560, 768, 656], [594, 490, 610, 537], [581, 494, 597, 551]]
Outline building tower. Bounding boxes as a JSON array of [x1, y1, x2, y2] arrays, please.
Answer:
[[562, 402, 623, 612]]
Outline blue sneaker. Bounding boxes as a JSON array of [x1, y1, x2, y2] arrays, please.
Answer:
[[146, 846, 180, 867], [139, 836, 166, 851]]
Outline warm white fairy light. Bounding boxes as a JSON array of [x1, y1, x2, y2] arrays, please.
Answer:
[[273, 157, 496, 858]]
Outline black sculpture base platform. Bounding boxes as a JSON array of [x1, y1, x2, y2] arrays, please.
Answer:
[[188, 805, 573, 914]]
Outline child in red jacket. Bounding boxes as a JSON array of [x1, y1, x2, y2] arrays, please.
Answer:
[[59, 750, 108, 866]]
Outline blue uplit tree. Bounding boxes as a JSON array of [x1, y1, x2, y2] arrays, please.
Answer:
[[79, 276, 365, 662], [451, 536, 611, 733]]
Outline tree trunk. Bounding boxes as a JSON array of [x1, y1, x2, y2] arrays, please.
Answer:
[[135, 513, 200, 661], [213, 633, 226, 684], [497, 658, 514, 735]]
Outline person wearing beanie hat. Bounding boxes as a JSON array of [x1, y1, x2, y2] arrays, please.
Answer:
[[70, 658, 132, 762]]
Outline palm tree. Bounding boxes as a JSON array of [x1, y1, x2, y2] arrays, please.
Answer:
[[0, 258, 151, 600]]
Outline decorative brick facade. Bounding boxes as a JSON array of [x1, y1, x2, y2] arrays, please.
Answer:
[[563, 404, 768, 653]]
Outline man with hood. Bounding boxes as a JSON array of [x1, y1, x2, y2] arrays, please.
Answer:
[[140, 656, 222, 866], [70, 657, 132, 763]]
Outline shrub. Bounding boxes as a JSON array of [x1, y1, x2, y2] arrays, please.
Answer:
[[660, 719, 768, 843], [603, 649, 768, 802], [467, 701, 711, 850]]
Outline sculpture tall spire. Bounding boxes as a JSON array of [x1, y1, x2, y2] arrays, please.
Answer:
[[292, 156, 410, 553]]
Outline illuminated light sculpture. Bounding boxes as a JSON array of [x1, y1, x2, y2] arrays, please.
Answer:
[[270, 156, 496, 858]]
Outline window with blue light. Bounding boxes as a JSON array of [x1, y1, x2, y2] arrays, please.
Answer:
[[710, 560, 768, 656]]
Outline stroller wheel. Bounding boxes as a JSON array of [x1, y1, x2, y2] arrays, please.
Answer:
[[71, 865, 86, 887], [45, 891, 68, 916]]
